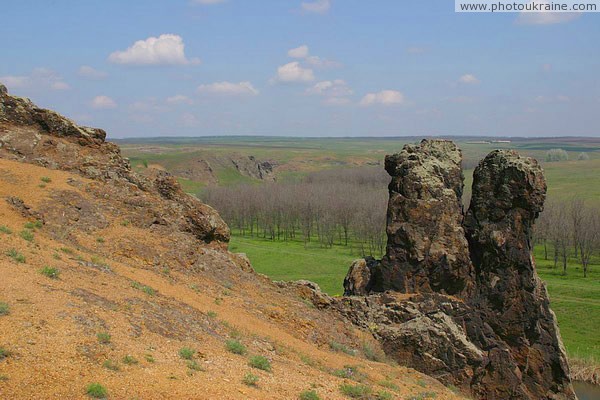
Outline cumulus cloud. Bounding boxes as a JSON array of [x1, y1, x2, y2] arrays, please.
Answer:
[[459, 74, 480, 84], [301, 0, 331, 14], [273, 62, 315, 83], [360, 90, 405, 106], [108, 34, 200, 66], [0, 68, 69, 91], [288, 45, 310, 59], [516, 1, 581, 25], [91, 95, 117, 109], [197, 81, 259, 96], [306, 79, 353, 103], [166, 94, 194, 105], [78, 65, 108, 80]]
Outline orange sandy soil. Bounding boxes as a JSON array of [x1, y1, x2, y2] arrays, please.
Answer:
[[0, 158, 464, 400]]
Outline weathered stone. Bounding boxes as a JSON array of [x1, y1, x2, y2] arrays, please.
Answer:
[[343, 257, 378, 296]]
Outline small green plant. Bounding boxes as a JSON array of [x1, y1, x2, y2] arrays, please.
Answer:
[[0, 225, 12, 234], [225, 339, 246, 355], [379, 380, 399, 391], [377, 391, 393, 400], [6, 249, 25, 263], [187, 360, 204, 372], [142, 160, 149, 168], [85, 383, 107, 399], [339, 383, 373, 399], [40, 266, 60, 279], [19, 230, 34, 242], [416, 379, 427, 388], [121, 219, 131, 227], [207, 311, 217, 318], [362, 341, 385, 362], [97, 332, 111, 344], [38, 183, 46, 188], [131, 281, 156, 296], [145, 354, 155, 363], [122, 355, 138, 365], [299, 390, 322, 400], [102, 359, 120, 371], [242, 373, 259, 387], [0, 374, 8, 381], [249, 355, 272, 372], [60, 247, 74, 254], [53, 253, 61, 260], [96, 237, 105, 243], [330, 341, 356, 356], [40, 176, 52, 183], [189, 284, 201, 293], [0, 347, 10, 360], [332, 365, 366, 382], [179, 347, 195, 360], [24, 221, 42, 230], [0, 302, 9, 316], [406, 392, 437, 400], [214, 297, 223, 305]]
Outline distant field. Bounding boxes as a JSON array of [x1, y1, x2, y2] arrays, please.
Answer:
[[230, 234, 600, 362]]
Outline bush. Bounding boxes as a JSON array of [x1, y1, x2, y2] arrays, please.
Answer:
[[6, 249, 25, 263], [97, 332, 111, 344], [225, 339, 247, 355], [242, 373, 259, 386], [339, 383, 372, 398], [19, 230, 34, 242], [122, 355, 138, 365], [179, 347, 195, 360], [299, 390, 321, 400], [40, 266, 60, 279], [0, 302, 9, 316], [545, 148, 569, 162], [578, 152, 590, 161], [85, 383, 107, 399], [249, 355, 272, 372]]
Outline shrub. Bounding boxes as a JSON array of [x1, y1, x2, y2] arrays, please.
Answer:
[[0, 225, 12, 234], [40, 177, 52, 183], [545, 148, 569, 162], [242, 373, 259, 387], [96, 332, 111, 344], [225, 339, 247, 355], [6, 249, 25, 263], [102, 359, 120, 371], [249, 355, 272, 372], [299, 390, 321, 400], [122, 355, 138, 365], [179, 347, 195, 360], [0, 302, 9, 316], [20, 230, 34, 242], [85, 383, 107, 399], [40, 266, 60, 279], [578, 152, 590, 161], [339, 383, 372, 398]]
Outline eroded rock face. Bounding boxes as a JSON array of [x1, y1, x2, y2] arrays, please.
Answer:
[[0, 83, 229, 245], [367, 140, 474, 298], [335, 141, 575, 399]]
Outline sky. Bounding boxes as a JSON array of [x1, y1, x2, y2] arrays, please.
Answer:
[[1, 0, 599, 138]]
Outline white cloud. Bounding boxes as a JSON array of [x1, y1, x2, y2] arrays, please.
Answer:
[[307, 79, 352, 96], [288, 45, 310, 59], [305, 55, 341, 69], [78, 65, 108, 80], [360, 90, 405, 106], [166, 94, 194, 105], [108, 34, 200, 66], [517, 11, 580, 25], [273, 62, 315, 83], [197, 81, 259, 96], [0, 68, 69, 91], [301, 0, 331, 14], [91, 95, 117, 109], [192, 0, 226, 4], [459, 74, 480, 84]]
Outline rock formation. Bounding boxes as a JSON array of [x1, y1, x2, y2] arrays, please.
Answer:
[[338, 140, 576, 399]]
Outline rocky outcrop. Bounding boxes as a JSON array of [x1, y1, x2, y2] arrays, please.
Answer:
[[0, 83, 229, 244], [231, 155, 275, 181], [336, 140, 575, 399]]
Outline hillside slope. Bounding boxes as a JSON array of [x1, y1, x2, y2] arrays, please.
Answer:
[[0, 84, 461, 399]]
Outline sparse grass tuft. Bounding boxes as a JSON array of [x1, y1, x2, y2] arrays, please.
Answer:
[[0, 374, 8, 381], [378, 380, 399, 391], [207, 311, 217, 318], [102, 359, 120, 371], [362, 341, 386, 362], [40, 176, 52, 183], [40, 266, 60, 279], [225, 339, 246, 355], [96, 237, 105, 244], [405, 392, 437, 400], [416, 379, 427, 388], [144, 354, 155, 363], [187, 360, 204, 372], [332, 365, 366, 382], [19, 230, 34, 242], [570, 357, 600, 385], [96, 332, 111, 344], [0, 225, 12, 234], [0, 302, 9, 316], [122, 355, 138, 365], [131, 281, 156, 296], [242, 373, 259, 387], [377, 391, 393, 400], [330, 341, 356, 356], [299, 390, 322, 400], [60, 247, 74, 254], [179, 347, 195, 360], [249, 355, 272, 372], [24, 221, 42, 230], [0, 347, 10, 360], [85, 383, 107, 399], [6, 249, 25, 263], [339, 383, 373, 399]]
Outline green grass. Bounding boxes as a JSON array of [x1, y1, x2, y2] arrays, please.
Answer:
[[339, 383, 373, 399], [299, 390, 322, 400], [0, 225, 12, 234], [40, 176, 52, 183], [131, 281, 156, 296], [242, 372, 259, 387], [225, 339, 247, 355], [19, 229, 34, 242], [96, 332, 111, 345], [6, 248, 25, 263], [248, 355, 272, 372], [0, 302, 8, 316], [85, 383, 107, 399], [179, 347, 195, 360], [122, 355, 138, 365], [102, 359, 120, 371], [40, 266, 60, 279]]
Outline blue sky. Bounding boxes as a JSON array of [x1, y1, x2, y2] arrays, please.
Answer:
[[1, 0, 599, 138]]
